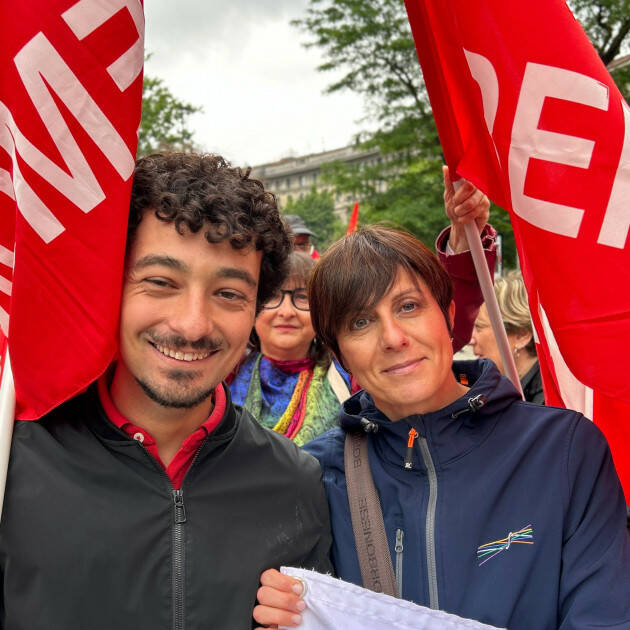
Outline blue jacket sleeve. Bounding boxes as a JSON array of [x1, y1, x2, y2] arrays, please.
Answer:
[[559, 415, 630, 628]]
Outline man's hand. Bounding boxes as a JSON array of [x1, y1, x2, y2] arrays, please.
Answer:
[[254, 569, 306, 629], [443, 165, 490, 254]]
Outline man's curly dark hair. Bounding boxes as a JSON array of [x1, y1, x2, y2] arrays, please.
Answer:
[[128, 152, 291, 309]]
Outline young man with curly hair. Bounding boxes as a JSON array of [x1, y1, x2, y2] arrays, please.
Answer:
[[0, 153, 332, 630]]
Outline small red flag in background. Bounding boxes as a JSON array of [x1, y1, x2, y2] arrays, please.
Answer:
[[347, 202, 359, 234], [403, 0, 630, 498], [0, 0, 144, 419]]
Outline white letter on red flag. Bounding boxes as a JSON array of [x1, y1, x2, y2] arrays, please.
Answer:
[[0, 0, 143, 419], [404, 0, 630, 498]]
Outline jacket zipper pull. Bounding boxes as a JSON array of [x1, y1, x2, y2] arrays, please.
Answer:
[[395, 528, 404, 597], [173, 489, 187, 524], [404, 428, 418, 470]]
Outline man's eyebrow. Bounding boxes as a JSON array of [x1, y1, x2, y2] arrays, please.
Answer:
[[132, 254, 189, 272], [216, 266, 257, 288]]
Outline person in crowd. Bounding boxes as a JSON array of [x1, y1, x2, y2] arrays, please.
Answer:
[[284, 214, 321, 259], [0, 153, 332, 629], [254, 225, 630, 630], [470, 270, 544, 404], [230, 251, 350, 446], [231, 171, 497, 445]]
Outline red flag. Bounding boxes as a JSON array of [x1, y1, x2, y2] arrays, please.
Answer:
[[347, 202, 359, 234], [404, 0, 630, 497], [0, 0, 144, 419]]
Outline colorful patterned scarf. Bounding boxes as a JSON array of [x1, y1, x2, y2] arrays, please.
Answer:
[[230, 353, 341, 446]]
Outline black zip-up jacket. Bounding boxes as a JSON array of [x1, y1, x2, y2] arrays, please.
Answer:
[[0, 385, 332, 629]]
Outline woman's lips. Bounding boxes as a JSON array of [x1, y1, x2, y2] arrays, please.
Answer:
[[383, 358, 424, 375]]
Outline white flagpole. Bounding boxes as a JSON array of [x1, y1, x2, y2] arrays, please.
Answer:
[[0, 348, 15, 522], [463, 220, 523, 398]]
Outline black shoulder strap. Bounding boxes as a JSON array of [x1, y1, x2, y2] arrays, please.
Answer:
[[344, 431, 398, 597]]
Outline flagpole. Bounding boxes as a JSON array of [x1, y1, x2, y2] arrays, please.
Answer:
[[463, 221, 523, 398], [0, 349, 15, 522]]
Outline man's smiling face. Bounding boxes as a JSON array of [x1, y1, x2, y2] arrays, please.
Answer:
[[115, 212, 261, 410]]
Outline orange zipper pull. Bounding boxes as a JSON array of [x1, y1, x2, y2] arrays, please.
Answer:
[[404, 428, 418, 470]]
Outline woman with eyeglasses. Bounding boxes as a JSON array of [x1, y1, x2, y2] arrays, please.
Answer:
[[229, 251, 349, 445]]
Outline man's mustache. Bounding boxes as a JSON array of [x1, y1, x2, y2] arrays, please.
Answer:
[[148, 333, 223, 352]]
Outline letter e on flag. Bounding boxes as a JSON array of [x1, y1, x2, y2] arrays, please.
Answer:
[[403, 0, 630, 498]]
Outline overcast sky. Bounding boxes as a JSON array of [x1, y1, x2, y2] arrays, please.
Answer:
[[144, 0, 369, 167]]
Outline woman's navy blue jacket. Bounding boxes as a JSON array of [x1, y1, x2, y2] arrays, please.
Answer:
[[305, 359, 630, 629]]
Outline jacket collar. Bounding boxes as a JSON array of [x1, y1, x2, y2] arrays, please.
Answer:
[[339, 359, 521, 469], [84, 382, 239, 471]]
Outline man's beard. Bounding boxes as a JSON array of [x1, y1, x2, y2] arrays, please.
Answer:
[[135, 370, 217, 409], [138, 332, 223, 408]]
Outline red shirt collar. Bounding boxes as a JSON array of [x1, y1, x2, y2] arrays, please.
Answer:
[[96, 374, 227, 488], [97, 375, 226, 434]]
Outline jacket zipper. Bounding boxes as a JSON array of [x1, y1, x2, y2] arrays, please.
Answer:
[[417, 436, 439, 610], [134, 439, 208, 630], [394, 528, 404, 597], [170, 443, 207, 630], [172, 489, 187, 630]]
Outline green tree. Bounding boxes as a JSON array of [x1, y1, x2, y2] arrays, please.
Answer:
[[138, 73, 202, 157], [569, 0, 630, 64], [283, 187, 345, 250], [294, 0, 630, 266], [571, 0, 630, 99]]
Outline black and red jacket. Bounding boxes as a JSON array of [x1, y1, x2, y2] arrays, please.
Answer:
[[0, 385, 332, 629]]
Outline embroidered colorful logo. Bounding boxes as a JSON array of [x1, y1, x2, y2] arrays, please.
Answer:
[[477, 524, 534, 566]]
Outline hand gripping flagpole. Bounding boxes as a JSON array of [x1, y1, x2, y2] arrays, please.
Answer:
[[463, 220, 523, 398], [451, 177, 522, 396], [0, 347, 15, 522]]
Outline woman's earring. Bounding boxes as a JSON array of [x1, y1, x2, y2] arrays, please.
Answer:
[[514, 346, 521, 358]]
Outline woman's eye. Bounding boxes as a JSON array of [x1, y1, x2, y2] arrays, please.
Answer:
[[400, 301, 417, 313], [352, 318, 370, 330]]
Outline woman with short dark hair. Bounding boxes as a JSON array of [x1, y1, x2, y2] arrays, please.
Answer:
[[254, 225, 630, 630]]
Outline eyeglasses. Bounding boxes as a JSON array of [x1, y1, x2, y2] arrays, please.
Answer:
[[262, 288, 310, 311]]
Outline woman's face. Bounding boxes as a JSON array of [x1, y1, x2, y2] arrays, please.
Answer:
[[336, 268, 464, 420], [255, 279, 315, 361], [470, 303, 518, 374]]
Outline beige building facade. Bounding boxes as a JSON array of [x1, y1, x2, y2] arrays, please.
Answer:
[[250, 144, 382, 220]]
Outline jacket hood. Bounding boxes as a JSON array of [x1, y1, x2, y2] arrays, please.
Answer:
[[339, 359, 522, 468]]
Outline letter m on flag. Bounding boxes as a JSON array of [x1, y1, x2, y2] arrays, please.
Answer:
[[0, 0, 144, 420]]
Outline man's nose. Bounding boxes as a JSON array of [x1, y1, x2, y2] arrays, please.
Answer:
[[170, 291, 215, 343]]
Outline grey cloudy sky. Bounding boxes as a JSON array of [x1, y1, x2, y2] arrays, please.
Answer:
[[144, 0, 368, 167]]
